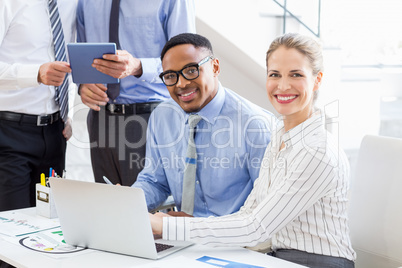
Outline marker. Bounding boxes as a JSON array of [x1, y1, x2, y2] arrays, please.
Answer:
[[52, 169, 55, 178], [103, 176, 113, 185], [62, 170, 67, 179], [49, 168, 53, 178], [40, 173, 46, 186]]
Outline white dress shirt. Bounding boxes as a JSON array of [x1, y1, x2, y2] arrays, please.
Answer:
[[0, 0, 76, 115], [163, 111, 356, 261]]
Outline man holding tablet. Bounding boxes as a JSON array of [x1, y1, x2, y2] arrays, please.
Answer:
[[76, 0, 196, 186]]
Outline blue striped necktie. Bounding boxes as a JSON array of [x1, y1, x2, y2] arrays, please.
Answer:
[[48, 0, 69, 122], [181, 114, 202, 215]]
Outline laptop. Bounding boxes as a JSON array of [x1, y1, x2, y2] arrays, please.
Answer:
[[49, 177, 193, 259]]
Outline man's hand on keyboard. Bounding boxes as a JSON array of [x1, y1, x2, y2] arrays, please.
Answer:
[[167, 211, 193, 217]]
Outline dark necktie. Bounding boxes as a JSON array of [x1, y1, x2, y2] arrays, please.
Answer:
[[107, 0, 121, 100], [48, 0, 69, 122], [181, 114, 202, 215]]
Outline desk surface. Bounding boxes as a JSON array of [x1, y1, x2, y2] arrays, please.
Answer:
[[0, 208, 305, 268]]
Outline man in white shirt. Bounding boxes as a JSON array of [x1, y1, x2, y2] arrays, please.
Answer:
[[0, 0, 76, 212]]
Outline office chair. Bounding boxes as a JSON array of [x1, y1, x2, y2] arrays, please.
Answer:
[[348, 135, 402, 268], [150, 195, 176, 213]]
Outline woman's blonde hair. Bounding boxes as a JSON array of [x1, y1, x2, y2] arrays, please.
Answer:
[[266, 33, 323, 101]]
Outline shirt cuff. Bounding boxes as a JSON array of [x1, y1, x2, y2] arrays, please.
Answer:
[[18, 64, 41, 88], [137, 58, 162, 83], [162, 217, 191, 241]]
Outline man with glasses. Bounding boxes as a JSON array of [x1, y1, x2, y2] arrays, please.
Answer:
[[133, 33, 274, 217]]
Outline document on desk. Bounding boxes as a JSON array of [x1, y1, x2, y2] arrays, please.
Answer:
[[0, 211, 59, 237], [2, 226, 90, 258], [136, 255, 267, 268], [197, 256, 266, 268]]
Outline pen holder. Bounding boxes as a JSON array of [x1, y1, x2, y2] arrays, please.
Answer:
[[36, 183, 58, 219]]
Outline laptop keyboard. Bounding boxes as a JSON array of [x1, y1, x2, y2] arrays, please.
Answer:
[[155, 242, 174, 253]]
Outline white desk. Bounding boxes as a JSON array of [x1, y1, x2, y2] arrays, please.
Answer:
[[0, 208, 305, 268]]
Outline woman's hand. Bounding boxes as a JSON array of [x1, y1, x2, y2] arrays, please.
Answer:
[[149, 212, 170, 235]]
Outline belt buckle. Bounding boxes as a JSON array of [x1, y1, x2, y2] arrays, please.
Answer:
[[37, 114, 50, 126], [108, 104, 125, 115]]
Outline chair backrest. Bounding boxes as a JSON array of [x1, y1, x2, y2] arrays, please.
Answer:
[[349, 135, 402, 268]]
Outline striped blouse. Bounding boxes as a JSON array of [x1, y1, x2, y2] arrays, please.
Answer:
[[163, 111, 356, 261]]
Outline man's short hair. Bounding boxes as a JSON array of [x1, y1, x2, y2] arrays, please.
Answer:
[[161, 33, 213, 61]]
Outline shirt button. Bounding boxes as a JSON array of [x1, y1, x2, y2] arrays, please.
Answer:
[[196, 180, 199, 184]]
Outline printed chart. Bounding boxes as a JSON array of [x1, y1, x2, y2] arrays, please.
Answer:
[[0, 211, 59, 237], [19, 227, 86, 254]]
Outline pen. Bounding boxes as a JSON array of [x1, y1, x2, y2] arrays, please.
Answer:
[[40, 173, 46, 186], [62, 170, 66, 179], [103, 176, 113, 185]]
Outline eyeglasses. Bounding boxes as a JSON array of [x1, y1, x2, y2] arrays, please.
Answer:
[[159, 56, 213, 86]]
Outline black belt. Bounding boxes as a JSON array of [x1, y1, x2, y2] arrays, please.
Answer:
[[105, 102, 161, 115], [0, 111, 60, 126]]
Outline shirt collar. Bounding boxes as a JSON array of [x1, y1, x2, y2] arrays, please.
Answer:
[[273, 110, 325, 150], [184, 82, 225, 125]]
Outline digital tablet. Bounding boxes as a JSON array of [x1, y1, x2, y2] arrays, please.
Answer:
[[67, 43, 119, 84]]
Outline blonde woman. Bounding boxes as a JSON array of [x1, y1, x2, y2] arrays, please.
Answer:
[[150, 33, 356, 268]]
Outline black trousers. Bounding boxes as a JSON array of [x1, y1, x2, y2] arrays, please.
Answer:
[[268, 249, 355, 268], [0, 261, 14, 268], [0, 119, 66, 212], [87, 108, 151, 186]]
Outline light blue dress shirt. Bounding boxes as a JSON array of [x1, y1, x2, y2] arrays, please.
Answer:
[[76, 0, 196, 104], [134, 84, 274, 217]]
